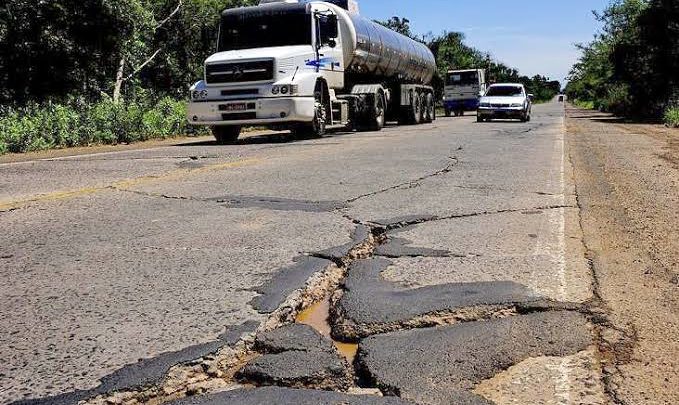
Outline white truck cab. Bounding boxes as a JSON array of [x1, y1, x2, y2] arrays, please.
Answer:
[[188, 0, 436, 143]]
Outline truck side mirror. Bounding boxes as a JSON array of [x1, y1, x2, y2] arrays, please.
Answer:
[[528, 93, 535, 100]]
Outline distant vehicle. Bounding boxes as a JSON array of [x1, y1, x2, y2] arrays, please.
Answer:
[[443, 69, 486, 117], [477, 83, 533, 122]]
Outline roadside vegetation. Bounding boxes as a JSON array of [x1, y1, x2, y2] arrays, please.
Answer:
[[665, 107, 679, 128], [0, 0, 256, 155], [376, 17, 561, 103], [566, 0, 679, 122]]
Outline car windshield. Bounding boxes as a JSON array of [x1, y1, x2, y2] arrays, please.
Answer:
[[446, 71, 479, 86], [486, 86, 523, 97], [218, 13, 312, 51]]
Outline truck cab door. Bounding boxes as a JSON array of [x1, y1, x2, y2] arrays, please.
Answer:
[[313, 12, 344, 89]]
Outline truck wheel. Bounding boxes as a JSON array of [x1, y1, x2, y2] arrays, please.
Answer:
[[412, 93, 422, 124], [293, 83, 327, 138], [366, 92, 385, 131], [212, 125, 241, 144], [445, 108, 451, 117], [424, 93, 434, 123], [459, 110, 465, 117]]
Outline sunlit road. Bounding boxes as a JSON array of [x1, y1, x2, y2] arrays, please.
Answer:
[[0, 102, 607, 404]]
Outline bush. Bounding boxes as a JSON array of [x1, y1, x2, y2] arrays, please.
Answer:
[[573, 100, 595, 110], [0, 97, 195, 155], [597, 84, 632, 115], [665, 106, 679, 128]]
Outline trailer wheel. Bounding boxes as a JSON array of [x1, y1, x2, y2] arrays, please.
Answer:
[[412, 93, 422, 124], [424, 93, 434, 123], [212, 125, 241, 144]]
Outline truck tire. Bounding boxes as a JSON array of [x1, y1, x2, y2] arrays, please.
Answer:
[[366, 91, 385, 131], [412, 93, 422, 124], [445, 108, 451, 117], [424, 93, 434, 123], [293, 82, 327, 138], [212, 125, 241, 144]]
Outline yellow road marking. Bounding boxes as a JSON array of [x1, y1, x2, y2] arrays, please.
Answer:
[[0, 158, 262, 212]]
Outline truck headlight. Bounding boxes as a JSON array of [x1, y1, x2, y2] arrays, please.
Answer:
[[271, 85, 298, 96], [191, 90, 208, 100]]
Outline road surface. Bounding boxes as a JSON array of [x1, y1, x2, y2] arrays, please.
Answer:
[[0, 102, 676, 404]]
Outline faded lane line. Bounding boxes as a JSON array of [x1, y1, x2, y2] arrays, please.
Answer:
[[0, 158, 262, 212]]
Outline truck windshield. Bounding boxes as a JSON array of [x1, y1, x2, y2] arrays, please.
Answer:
[[486, 86, 524, 97], [218, 13, 312, 51], [446, 71, 479, 86]]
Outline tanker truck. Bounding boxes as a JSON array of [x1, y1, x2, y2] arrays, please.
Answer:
[[187, 0, 437, 143]]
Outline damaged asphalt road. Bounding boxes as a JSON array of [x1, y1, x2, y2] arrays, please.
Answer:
[[0, 102, 609, 404]]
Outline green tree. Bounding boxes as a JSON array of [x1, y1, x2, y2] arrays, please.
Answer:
[[375, 17, 414, 38]]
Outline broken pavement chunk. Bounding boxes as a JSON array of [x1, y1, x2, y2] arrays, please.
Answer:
[[237, 324, 351, 391], [356, 311, 591, 405], [332, 258, 542, 340]]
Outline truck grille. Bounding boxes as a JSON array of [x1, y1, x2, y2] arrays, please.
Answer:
[[206, 60, 274, 84], [491, 103, 511, 108]]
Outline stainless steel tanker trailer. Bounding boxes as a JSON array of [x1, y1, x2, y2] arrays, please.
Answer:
[[187, 0, 437, 143]]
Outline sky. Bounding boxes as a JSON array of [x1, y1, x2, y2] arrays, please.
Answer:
[[358, 0, 611, 85]]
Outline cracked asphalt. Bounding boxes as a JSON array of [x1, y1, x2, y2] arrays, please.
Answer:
[[0, 102, 619, 404]]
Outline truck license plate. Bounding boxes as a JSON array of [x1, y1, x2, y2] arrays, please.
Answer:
[[222, 103, 247, 112]]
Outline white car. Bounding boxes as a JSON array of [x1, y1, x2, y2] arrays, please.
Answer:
[[477, 83, 533, 122]]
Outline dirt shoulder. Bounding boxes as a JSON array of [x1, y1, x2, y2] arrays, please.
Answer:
[[566, 106, 679, 404]]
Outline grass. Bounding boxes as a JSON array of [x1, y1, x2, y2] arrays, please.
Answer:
[[664, 106, 679, 128]]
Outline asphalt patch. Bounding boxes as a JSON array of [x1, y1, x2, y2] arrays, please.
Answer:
[[10, 321, 258, 405], [332, 258, 542, 340], [373, 214, 438, 228], [374, 237, 451, 258], [249, 256, 333, 313], [313, 224, 371, 261], [237, 350, 350, 390], [238, 325, 351, 390], [253, 324, 335, 354], [168, 386, 416, 404], [212, 195, 347, 212], [357, 311, 591, 405]]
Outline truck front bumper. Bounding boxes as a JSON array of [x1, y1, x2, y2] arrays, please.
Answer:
[[187, 97, 315, 126]]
